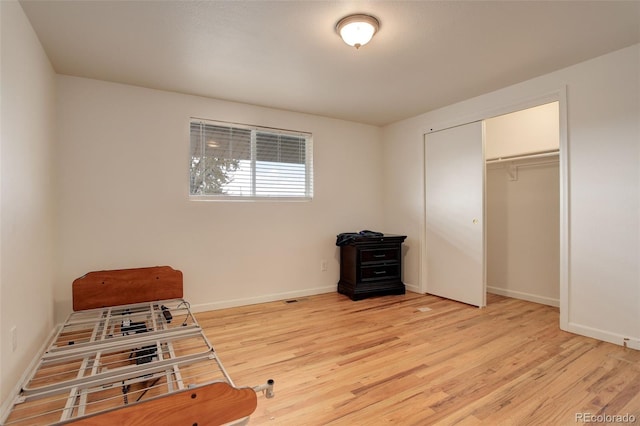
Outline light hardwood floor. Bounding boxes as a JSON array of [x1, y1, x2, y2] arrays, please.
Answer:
[[197, 292, 640, 425]]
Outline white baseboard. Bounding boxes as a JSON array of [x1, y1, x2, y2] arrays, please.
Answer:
[[563, 322, 640, 351], [190, 285, 337, 313], [488, 286, 639, 350], [487, 285, 559, 307], [405, 282, 421, 294], [191, 282, 422, 313]]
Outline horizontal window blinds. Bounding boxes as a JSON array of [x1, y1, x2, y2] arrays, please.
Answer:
[[190, 120, 313, 199]]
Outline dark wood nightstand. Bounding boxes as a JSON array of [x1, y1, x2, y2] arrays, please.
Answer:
[[337, 234, 407, 300]]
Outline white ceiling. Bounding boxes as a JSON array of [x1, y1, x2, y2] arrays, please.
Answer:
[[20, 0, 640, 126]]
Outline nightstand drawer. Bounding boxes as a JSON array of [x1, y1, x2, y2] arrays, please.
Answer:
[[360, 248, 399, 263], [361, 264, 399, 281]]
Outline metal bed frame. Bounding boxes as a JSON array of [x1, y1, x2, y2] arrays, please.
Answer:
[[1, 266, 273, 425]]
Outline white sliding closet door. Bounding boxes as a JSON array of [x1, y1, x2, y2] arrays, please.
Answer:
[[425, 121, 486, 307]]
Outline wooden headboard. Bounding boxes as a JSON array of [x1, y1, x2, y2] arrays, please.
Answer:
[[72, 266, 183, 311]]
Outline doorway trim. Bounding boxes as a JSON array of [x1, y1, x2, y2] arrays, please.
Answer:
[[421, 87, 568, 328]]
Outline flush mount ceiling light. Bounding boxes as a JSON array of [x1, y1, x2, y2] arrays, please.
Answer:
[[336, 14, 380, 49]]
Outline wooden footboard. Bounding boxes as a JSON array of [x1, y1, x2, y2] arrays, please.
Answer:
[[67, 382, 257, 426], [72, 266, 183, 311]]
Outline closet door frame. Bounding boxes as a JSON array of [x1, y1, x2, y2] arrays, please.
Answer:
[[421, 88, 568, 325]]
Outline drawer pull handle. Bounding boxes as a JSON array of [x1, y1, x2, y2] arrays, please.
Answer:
[[373, 254, 386, 258], [373, 270, 387, 275]]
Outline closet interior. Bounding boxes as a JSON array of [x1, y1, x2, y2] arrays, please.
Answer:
[[485, 102, 560, 307]]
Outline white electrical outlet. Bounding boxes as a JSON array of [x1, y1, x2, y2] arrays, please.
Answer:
[[10, 326, 17, 352], [321, 259, 328, 272]]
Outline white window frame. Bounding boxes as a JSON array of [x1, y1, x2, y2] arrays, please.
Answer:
[[189, 118, 313, 201]]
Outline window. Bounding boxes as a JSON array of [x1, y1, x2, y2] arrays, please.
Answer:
[[189, 119, 313, 200]]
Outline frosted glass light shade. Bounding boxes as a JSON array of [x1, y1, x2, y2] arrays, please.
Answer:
[[336, 14, 379, 49]]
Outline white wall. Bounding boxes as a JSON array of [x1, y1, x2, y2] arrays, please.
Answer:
[[382, 44, 640, 348], [54, 76, 384, 321], [485, 102, 559, 159], [0, 1, 56, 405]]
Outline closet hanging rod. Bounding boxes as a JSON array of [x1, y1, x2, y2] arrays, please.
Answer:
[[486, 149, 559, 164]]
